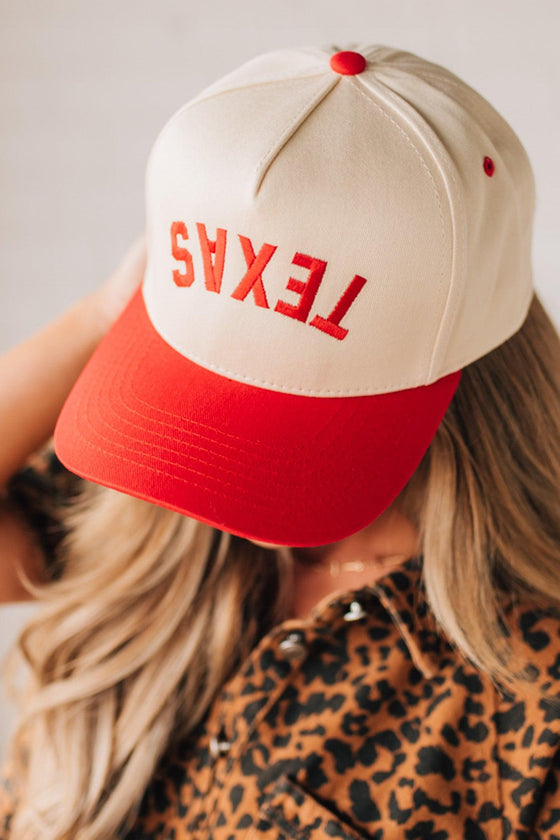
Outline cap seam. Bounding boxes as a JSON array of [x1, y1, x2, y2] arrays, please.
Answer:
[[160, 72, 332, 130], [144, 72, 332, 197], [252, 74, 340, 197], [349, 75, 452, 384], [86, 365, 421, 507], [191, 70, 331, 103], [82, 371, 346, 504], [434, 282, 534, 378], [76, 353, 388, 517]]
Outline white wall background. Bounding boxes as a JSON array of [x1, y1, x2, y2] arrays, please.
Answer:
[[0, 0, 559, 756]]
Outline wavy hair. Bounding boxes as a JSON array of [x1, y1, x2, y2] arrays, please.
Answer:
[[3, 291, 560, 839]]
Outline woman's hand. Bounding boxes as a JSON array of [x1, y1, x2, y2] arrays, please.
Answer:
[[91, 234, 147, 336], [0, 235, 147, 601], [0, 235, 147, 487]]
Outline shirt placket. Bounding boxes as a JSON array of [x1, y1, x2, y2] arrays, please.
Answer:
[[198, 613, 339, 836], [196, 562, 439, 838]]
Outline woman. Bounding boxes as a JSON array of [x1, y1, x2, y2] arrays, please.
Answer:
[[1, 43, 560, 839]]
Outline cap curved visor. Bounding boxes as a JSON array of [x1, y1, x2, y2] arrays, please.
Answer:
[[54, 287, 461, 547]]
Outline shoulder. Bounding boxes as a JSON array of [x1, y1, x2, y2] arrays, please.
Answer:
[[490, 598, 560, 834], [502, 595, 560, 695]]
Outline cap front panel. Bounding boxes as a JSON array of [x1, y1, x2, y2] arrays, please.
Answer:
[[144, 69, 454, 397]]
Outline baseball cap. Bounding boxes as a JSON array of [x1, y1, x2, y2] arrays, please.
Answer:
[[53, 43, 536, 547]]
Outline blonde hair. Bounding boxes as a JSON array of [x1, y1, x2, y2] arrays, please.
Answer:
[[3, 290, 560, 839]]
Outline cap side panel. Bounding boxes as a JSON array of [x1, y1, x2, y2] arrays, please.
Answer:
[[353, 71, 465, 384], [180, 48, 330, 104], [356, 55, 535, 378]]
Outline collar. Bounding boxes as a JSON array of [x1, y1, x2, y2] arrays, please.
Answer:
[[302, 553, 445, 679], [196, 554, 447, 763]]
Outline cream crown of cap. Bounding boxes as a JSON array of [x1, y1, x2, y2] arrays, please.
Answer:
[[143, 42, 535, 397]]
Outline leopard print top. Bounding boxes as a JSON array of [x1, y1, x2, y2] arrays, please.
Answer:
[[1, 453, 560, 838]]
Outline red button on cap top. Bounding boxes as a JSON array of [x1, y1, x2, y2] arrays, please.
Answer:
[[329, 50, 367, 75]]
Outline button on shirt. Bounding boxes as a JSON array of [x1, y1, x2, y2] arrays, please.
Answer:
[[101, 555, 560, 839]]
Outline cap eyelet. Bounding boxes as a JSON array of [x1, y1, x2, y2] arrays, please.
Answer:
[[483, 156, 495, 177]]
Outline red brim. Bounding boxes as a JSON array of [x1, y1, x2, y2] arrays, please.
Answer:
[[54, 286, 461, 547]]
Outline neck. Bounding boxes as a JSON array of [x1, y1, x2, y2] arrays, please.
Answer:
[[286, 505, 421, 620], [291, 503, 420, 572]]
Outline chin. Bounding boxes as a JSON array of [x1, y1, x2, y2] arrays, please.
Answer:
[[246, 538, 282, 550]]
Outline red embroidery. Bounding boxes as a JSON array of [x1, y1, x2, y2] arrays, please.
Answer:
[[170, 222, 195, 287], [230, 236, 276, 308], [196, 223, 227, 293], [274, 253, 327, 322], [169, 221, 368, 341], [483, 156, 495, 177], [310, 274, 368, 340]]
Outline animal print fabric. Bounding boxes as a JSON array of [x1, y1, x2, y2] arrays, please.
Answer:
[[117, 558, 560, 839], [1, 455, 560, 837]]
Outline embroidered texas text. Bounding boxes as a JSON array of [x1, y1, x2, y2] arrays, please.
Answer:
[[170, 221, 367, 341]]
